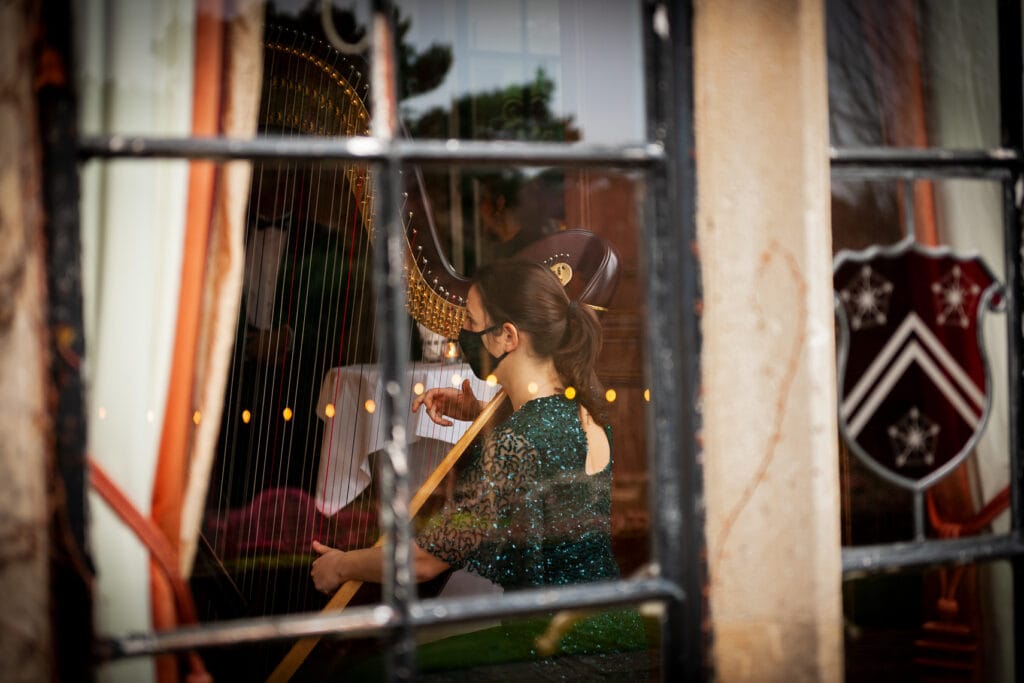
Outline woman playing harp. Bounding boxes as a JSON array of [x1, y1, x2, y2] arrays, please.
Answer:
[[310, 258, 647, 674]]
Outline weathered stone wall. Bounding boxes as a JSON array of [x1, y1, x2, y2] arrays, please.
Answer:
[[0, 0, 52, 681], [695, 0, 843, 680]]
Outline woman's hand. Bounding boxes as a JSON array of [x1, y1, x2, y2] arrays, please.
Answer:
[[412, 379, 482, 426], [311, 540, 347, 594], [310, 541, 449, 588]]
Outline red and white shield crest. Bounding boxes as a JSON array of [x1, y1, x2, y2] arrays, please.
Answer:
[[834, 241, 1003, 491]]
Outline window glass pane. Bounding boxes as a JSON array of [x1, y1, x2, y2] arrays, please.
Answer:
[[827, 0, 1000, 149], [74, 2, 199, 138], [349, 607, 662, 680], [844, 560, 1015, 682], [171, 160, 654, 677], [191, 160, 654, 678], [74, 0, 647, 144], [832, 178, 1010, 548], [78, 1, 659, 678], [397, 0, 646, 144]]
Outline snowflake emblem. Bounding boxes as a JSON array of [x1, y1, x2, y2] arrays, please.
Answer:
[[887, 407, 940, 468], [931, 265, 980, 328], [839, 265, 893, 331]]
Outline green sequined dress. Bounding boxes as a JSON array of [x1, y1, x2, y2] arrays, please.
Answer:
[[412, 394, 649, 677]]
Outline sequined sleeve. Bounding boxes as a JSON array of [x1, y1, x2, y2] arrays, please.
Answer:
[[416, 425, 543, 586]]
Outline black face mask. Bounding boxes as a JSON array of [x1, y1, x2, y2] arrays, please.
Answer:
[[458, 324, 508, 380]]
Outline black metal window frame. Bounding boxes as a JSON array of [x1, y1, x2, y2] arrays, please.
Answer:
[[831, 0, 1024, 675], [71, 2, 704, 681]]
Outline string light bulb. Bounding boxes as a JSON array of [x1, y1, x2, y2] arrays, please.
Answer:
[[564, 386, 577, 400], [605, 389, 617, 403], [527, 382, 539, 395], [486, 374, 498, 386], [364, 399, 376, 414], [192, 410, 202, 425], [283, 407, 293, 421], [413, 382, 425, 395], [242, 409, 252, 424], [325, 403, 336, 418]]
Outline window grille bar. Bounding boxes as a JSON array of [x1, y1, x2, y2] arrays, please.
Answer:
[[830, 146, 1021, 174], [97, 578, 682, 659], [842, 532, 1024, 579], [76, 134, 665, 167], [831, 167, 1013, 181], [643, 1, 703, 680], [367, 3, 416, 680]]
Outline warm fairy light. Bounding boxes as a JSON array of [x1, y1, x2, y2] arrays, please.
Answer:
[[325, 403, 336, 418], [146, 410, 155, 424], [413, 382, 425, 395], [486, 374, 498, 386], [445, 341, 459, 359], [605, 389, 617, 403], [98, 407, 107, 420], [282, 407, 293, 421], [564, 386, 577, 400], [242, 409, 252, 424], [527, 382, 539, 395], [192, 410, 202, 425], [644, 389, 651, 402], [450, 374, 462, 387], [364, 399, 377, 414]]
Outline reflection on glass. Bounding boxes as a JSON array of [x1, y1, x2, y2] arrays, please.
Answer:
[[399, 0, 645, 144], [828, 0, 1000, 150], [844, 560, 1013, 682]]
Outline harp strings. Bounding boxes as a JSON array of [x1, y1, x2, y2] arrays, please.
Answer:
[[208, 26, 288, 605], [276, 33, 342, 612], [256, 32, 311, 610], [318, 157, 373, 547], [206, 24, 469, 624], [265, 33, 322, 612], [206, 25, 385, 617]]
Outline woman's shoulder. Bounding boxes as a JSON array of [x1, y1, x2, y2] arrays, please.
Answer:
[[509, 395, 578, 432], [485, 396, 568, 444]]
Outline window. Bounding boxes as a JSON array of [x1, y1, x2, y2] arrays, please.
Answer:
[[828, 1, 1024, 680], [66, 2, 702, 680]]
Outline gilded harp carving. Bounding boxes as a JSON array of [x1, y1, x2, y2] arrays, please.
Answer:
[[194, 25, 621, 681]]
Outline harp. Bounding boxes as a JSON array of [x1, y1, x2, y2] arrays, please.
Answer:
[[194, 26, 621, 681]]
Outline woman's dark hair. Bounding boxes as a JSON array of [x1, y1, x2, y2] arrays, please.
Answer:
[[473, 258, 606, 426]]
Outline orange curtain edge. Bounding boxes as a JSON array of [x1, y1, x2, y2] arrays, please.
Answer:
[[149, 2, 226, 668]]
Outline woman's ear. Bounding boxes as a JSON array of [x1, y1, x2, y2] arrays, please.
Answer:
[[501, 321, 520, 353]]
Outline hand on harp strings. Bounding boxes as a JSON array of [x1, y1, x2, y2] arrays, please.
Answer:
[[309, 538, 450, 594], [412, 378, 486, 427], [267, 390, 507, 683], [307, 379, 488, 595]]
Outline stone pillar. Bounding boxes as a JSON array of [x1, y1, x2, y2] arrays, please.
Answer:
[[0, 1, 53, 681], [694, 1, 843, 680]]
